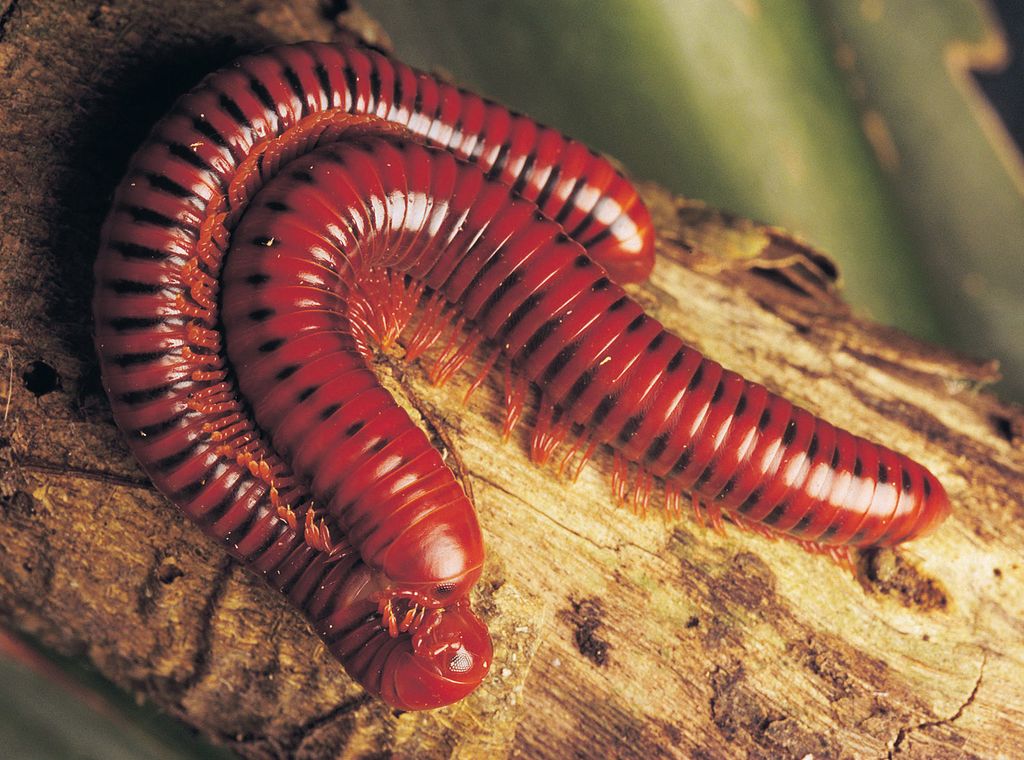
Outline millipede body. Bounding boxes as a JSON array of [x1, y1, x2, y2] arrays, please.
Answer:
[[93, 41, 950, 710]]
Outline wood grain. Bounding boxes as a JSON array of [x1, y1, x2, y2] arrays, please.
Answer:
[[1, 1, 1022, 757]]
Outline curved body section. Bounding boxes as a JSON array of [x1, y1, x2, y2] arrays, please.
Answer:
[[225, 136, 950, 550], [93, 41, 948, 710], [94, 40, 652, 709], [259, 532, 491, 710]]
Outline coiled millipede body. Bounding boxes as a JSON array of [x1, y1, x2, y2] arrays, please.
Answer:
[[93, 41, 950, 710]]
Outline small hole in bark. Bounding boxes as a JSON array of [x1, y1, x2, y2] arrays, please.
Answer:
[[862, 548, 948, 611], [22, 360, 61, 397], [1, 490, 35, 518], [157, 561, 184, 584], [563, 597, 610, 667], [990, 414, 1015, 443]]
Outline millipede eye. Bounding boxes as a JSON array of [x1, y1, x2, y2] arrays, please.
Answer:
[[434, 582, 457, 597], [448, 650, 473, 674]]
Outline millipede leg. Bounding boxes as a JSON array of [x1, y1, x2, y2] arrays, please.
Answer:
[[502, 363, 528, 440], [557, 430, 589, 478], [304, 507, 334, 554], [191, 369, 227, 382], [664, 489, 683, 520], [691, 494, 706, 529], [464, 349, 499, 403], [428, 315, 464, 383], [539, 411, 571, 466], [532, 400, 574, 465], [826, 545, 856, 574], [277, 502, 299, 530], [388, 273, 426, 349], [632, 469, 653, 517], [730, 513, 779, 541], [705, 500, 726, 534], [405, 292, 449, 362], [570, 438, 599, 483], [430, 319, 480, 386], [530, 402, 552, 463], [611, 452, 631, 505]]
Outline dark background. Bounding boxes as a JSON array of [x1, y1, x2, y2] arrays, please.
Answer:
[[977, 0, 1024, 155]]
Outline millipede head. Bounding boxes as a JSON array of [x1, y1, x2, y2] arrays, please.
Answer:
[[378, 600, 492, 711]]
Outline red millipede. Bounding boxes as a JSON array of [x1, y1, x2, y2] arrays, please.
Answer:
[[93, 41, 950, 710]]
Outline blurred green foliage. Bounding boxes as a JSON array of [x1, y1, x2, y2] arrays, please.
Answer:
[[823, 1, 1024, 397], [0, 637, 230, 760], [362, 0, 1024, 399]]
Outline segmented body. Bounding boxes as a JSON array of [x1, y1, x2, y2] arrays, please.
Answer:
[[93, 42, 950, 710]]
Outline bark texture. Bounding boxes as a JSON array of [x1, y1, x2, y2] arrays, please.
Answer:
[[1, 1, 1022, 758]]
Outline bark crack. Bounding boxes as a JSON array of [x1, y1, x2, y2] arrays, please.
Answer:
[[475, 470, 662, 562], [170, 556, 236, 698], [221, 693, 373, 755], [0, 0, 20, 42], [887, 653, 986, 758], [14, 455, 154, 489]]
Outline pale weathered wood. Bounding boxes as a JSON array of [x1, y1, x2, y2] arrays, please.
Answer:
[[1, 1, 1022, 758]]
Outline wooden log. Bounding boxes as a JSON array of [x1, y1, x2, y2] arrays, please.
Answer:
[[1, 1, 1022, 757]]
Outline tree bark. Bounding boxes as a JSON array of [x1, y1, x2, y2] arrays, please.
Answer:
[[1, 1, 1022, 758]]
